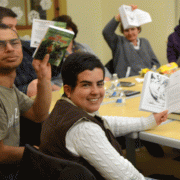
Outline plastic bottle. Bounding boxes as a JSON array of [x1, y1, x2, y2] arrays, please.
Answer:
[[110, 73, 126, 106], [111, 73, 119, 89], [151, 65, 157, 72], [110, 73, 120, 98], [115, 90, 126, 106]]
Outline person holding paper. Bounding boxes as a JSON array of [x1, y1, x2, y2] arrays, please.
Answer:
[[102, 5, 160, 78], [40, 52, 168, 180]]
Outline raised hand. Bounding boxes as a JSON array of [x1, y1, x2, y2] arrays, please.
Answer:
[[153, 110, 168, 126], [32, 54, 51, 81]]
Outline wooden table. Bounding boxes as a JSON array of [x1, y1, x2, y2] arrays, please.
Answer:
[[99, 76, 180, 166], [49, 90, 62, 112], [99, 76, 148, 166], [49, 75, 180, 166]]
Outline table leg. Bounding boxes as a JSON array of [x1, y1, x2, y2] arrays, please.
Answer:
[[125, 135, 136, 167]]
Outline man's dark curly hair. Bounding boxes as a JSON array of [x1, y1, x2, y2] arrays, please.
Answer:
[[0, 6, 17, 23], [53, 15, 78, 39]]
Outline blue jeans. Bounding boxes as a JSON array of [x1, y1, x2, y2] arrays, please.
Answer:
[[145, 178, 158, 180]]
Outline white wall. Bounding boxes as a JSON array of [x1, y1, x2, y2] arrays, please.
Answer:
[[67, 0, 176, 66], [66, 0, 104, 59]]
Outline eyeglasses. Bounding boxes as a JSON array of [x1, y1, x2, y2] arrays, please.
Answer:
[[0, 38, 21, 51]]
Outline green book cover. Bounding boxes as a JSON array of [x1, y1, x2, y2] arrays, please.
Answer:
[[54, 21, 66, 29], [33, 25, 74, 66]]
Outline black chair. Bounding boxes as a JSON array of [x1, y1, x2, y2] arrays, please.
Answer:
[[20, 116, 42, 146], [17, 144, 96, 180]]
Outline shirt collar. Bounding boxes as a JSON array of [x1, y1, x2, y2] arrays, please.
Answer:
[[130, 38, 140, 50], [61, 96, 111, 130], [61, 96, 99, 117]]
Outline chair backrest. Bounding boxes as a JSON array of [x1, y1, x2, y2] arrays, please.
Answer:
[[17, 144, 96, 180]]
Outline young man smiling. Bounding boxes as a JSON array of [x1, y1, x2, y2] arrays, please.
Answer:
[[40, 52, 168, 180]]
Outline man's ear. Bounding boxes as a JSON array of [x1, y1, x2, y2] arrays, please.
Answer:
[[64, 85, 72, 98]]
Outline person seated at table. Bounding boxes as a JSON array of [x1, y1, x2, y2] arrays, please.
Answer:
[[51, 15, 112, 87], [39, 52, 168, 180], [167, 18, 180, 63], [102, 5, 160, 78]]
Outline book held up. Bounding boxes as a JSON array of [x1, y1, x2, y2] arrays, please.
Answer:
[[119, 5, 152, 30], [33, 25, 74, 67], [139, 70, 180, 113], [31, 19, 67, 48]]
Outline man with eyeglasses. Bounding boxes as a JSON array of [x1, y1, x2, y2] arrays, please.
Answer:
[[0, 6, 38, 97], [0, 23, 52, 179], [0, 38, 21, 51], [0, 6, 59, 147], [0, 6, 61, 97]]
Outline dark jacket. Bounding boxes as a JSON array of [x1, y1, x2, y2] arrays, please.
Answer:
[[167, 25, 180, 63], [14, 41, 37, 94], [40, 99, 123, 180]]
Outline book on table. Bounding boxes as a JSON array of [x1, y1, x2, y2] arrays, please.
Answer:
[[33, 25, 74, 67], [168, 112, 180, 121], [31, 19, 67, 48], [139, 70, 180, 113], [119, 5, 152, 30]]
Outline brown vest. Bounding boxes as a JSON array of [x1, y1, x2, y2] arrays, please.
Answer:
[[40, 99, 123, 180]]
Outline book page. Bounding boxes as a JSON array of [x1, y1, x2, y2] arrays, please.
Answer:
[[134, 9, 152, 25], [166, 70, 180, 113], [31, 19, 66, 48], [119, 5, 152, 30], [119, 5, 139, 29], [139, 71, 169, 113]]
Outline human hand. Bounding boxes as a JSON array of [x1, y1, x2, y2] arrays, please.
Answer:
[[153, 110, 168, 126], [32, 54, 51, 81], [131, 4, 138, 11], [116, 4, 137, 22], [33, 145, 39, 150], [27, 79, 38, 97], [52, 84, 61, 91], [115, 14, 121, 22]]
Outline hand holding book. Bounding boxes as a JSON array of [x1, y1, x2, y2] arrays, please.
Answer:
[[33, 25, 74, 67], [139, 70, 180, 114], [153, 110, 168, 125], [118, 4, 152, 30]]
